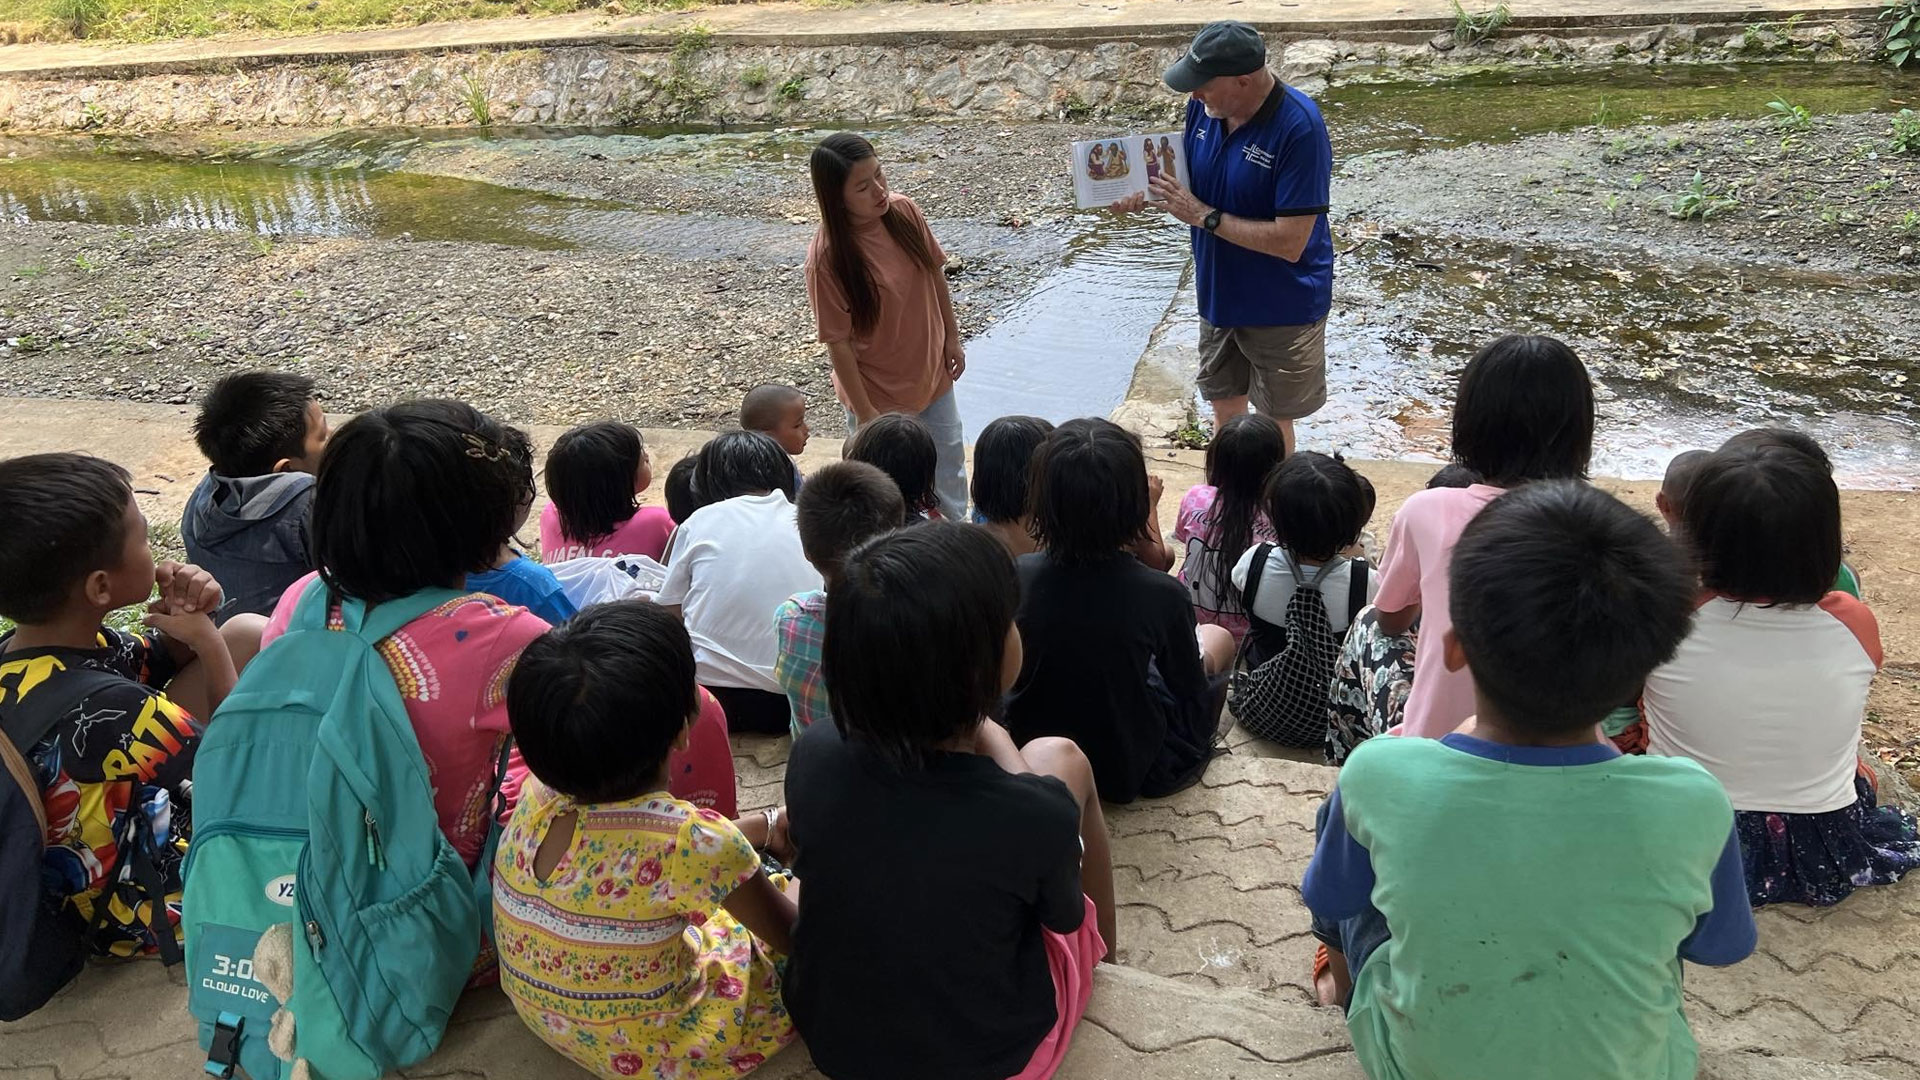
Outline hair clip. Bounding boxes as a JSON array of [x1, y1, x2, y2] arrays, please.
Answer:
[[463, 432, 509, 463]]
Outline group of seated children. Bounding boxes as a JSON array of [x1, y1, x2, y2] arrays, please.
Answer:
[[3, 339, 1917, 1080]]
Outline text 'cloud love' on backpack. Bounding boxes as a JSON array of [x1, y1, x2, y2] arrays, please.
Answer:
[[184, 578, 505, 1080]]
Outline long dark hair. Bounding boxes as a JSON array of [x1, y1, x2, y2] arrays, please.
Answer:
[[1202, 414, 1286, 604], [544, 422, 644, 545], [824, 523, 1019, 770], [1451, 334, 1595, 487], [810, 133, 941, 337]]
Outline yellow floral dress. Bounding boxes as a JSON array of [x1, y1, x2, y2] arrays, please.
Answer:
[[493, 780, 795, 1078]]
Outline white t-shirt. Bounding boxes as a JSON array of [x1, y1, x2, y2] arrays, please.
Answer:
[[656, 492, 823, 693], [1230, 545, 1379, 634], [1643, 593, 1882, 814]]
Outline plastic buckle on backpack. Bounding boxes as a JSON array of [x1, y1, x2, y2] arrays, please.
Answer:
[[204, 1012, 243, 1078]]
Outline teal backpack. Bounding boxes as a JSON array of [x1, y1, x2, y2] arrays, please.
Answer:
[[183, 579, 506, 1080]]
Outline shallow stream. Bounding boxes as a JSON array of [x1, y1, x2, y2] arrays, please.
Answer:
[[3, 61, 1915, 480]]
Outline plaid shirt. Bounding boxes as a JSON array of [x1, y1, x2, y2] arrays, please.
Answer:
[[773, 590, 831, 738]]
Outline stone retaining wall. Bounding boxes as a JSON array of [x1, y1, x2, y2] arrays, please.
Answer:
[[0, 17, 1883, 133]]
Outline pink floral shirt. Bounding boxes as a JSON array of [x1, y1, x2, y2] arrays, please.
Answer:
[[1173, 484, 1277, 641]]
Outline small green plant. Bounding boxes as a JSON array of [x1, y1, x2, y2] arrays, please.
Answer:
[[1863, 177, 1895, 194], [460, 72, 492, 127], [1061, 93, 1095, 122], [1669, 170, 1739, 221], [14, 265, 45, 280], [1601, 192, 1622, 217], [49, 0, 109, 37], [739, 63, 769, 89], [775, 75, 806, 102], [73, 253, 101, 272], [1592, 96, 1616, 127], [317, 62, 352, 90], [1882, 0, 1918, 67], [1895, 209, 1920, 234], [78, 102, 108, 130], [1891, 109, 1920, 153], [1171, 403, 1211, 450], [1766, 95, 1813, 130], [1450, 0, 1512, 45], [670, 23, 713, 62], [248, 235, 275, 257]]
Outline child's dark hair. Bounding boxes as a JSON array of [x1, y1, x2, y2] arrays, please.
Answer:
[[1451, 335, 1595, 487], [1681, 444, 1840, 606], [740, 384, 805, 433], [507, 600, 697, 803], [1450, 482, 1693, 733], [845, 413, 938, 516], [503, 425, 536, 511], [0, 453, 134, 624], [312, 399, 526, 604], [1660, 449, 1711, 510], [797, 462, 906, 581], [1425, 463, 1481, 490], [544, 422, 644, 544], [823, 523, 1018, 769], [1201, 414, 1287, 600], [193, 371, 317, 477], [971, 415, 1055, 525], [1264, 451, 1371, 563], [664, 454, 702, 524], [695, 431, 798, 503], [1719, 427, 1832, 474], [1028, 418, 1150, 564]]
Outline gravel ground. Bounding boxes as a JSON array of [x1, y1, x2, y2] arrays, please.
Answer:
[[1340, 111, 1920, 275], [0, 218, 1042, 434]]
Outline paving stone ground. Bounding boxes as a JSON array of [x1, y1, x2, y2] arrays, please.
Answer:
[[4, 731, 1915, 1080]]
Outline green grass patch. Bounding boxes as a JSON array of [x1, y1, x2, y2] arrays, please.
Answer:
[[2, 0, 700, 45]]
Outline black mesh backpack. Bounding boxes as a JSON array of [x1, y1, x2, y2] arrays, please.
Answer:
[[1228, 546, 1370, 748]]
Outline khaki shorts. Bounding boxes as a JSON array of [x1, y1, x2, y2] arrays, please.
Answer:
[[1196, 318, 1328, 420]]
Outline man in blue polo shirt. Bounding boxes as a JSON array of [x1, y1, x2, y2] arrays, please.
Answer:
[[1114, 21, 1334, 448]]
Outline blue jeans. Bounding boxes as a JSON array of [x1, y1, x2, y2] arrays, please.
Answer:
[[1311, 797, 1391, 1004], [846, 388, 969, 522]]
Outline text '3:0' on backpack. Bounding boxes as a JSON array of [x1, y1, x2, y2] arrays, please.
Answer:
[[1228, 545, 1370, 749], [0, 666, 127, 1020], [183, 578, 506, 1080]]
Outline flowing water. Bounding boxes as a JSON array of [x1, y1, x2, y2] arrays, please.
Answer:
[[2, 62, 1915, 479]]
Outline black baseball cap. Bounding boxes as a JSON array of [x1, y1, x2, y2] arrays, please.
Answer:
[[1163, 21, 1268, 92]]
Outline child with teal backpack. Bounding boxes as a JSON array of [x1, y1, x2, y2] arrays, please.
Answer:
[[184, 400, 551, 1080]]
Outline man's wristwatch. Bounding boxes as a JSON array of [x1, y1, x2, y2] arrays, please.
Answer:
[[1202, 209, 1223, 232]]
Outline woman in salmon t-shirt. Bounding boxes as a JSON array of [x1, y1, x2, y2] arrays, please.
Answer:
[[804, 133, 969, 521]]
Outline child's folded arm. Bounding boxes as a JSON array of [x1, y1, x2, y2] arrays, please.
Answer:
[[1301, 788, 1376, 921], [1678, 828, 1759, 967]]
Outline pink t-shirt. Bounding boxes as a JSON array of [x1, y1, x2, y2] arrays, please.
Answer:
[[1172, 484, 1276, 641], [538, 501, 674, 564], [1374, 484, 1505, 739], [264, 575, 741, 847], [263, 574, 551, 866]]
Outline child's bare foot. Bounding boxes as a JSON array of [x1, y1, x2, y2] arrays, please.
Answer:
[[1311, 943, 1352, 1007]]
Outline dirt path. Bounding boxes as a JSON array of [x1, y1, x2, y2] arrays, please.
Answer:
[[0, 0, 1883, 75]]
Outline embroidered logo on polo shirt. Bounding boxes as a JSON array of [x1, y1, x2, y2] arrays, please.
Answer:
[[1241, 145, 1275, 169]]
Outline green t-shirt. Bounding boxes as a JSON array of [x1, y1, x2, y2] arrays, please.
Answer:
[[1320, 736, 1743, 1080]]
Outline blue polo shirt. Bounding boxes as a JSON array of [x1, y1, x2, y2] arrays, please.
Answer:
[[1184, 81, 1334, 328]]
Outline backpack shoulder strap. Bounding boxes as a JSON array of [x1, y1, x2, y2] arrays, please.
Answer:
[[1347, 558, 1371, 622], [1242, 544, 1274, 614], [0, 725, 48, 842], [340, 587, 472, 645]]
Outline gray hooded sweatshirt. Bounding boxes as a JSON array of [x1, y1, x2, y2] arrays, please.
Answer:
[[181, 471, 316, 624]]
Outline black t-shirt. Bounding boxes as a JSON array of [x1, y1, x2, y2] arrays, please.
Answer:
[[783, 721, 1084, 1080], [1003, 551, 1213, 803]]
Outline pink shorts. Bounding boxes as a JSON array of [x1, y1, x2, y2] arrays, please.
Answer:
[[1009, 896, 1105, 1080]]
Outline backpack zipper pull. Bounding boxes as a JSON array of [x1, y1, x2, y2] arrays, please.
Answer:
[[364, 810, 386, 871]]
